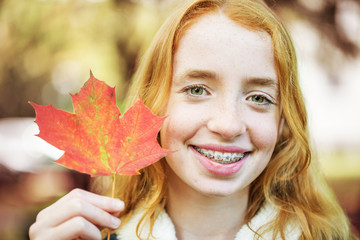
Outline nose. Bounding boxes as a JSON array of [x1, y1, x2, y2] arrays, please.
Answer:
[[207, 99, 246, 140]]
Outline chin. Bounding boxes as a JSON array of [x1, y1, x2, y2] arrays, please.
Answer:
[[193, 179, 250, 198]]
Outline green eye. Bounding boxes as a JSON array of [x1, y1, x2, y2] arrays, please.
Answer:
[[251, 95, 266, 103], [190, 87, 204, 95]]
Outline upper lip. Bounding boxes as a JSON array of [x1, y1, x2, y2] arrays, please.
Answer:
[[191, 144, 250, 153]]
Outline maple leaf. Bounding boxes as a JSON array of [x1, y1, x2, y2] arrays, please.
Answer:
[[29, 73, 170, 176]]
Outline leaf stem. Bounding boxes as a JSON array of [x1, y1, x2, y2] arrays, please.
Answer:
[[107, 174, 116, 240], [112, 173, 116, 198]]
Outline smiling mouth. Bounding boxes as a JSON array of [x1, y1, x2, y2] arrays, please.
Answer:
[[192, 146, 248, 164]]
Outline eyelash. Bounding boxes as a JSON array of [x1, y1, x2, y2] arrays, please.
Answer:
[[247, 94, 274, 105], [183, 84, 209, 97], [182, 85, 275, 105]]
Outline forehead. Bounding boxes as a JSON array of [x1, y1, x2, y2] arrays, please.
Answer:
[[186, 12, 269, 39], [178, 12, 273, 50], [173, 13, 277, 83]]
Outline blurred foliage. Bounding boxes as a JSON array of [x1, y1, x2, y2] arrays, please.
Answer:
[[0, 1, 359, 239], [266, 0, 360, 57], [318, 150, 360, 179], [0, 0, 359, 118], [265, 0, 360, 86], [0, 0, 174, 117]]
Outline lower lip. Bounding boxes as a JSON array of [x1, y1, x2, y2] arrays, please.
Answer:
[[191, 147, 247, 176]]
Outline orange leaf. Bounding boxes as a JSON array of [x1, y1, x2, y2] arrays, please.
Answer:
[[29, 73, 170, 176]]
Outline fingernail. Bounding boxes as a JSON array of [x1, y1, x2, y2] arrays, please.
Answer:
[[113, 200, 124, 210], [111, 216, 121, 228]]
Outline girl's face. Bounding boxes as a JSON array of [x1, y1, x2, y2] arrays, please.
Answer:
[[160, 13, 283, 197]]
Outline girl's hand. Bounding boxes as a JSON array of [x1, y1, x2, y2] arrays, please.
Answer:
[[29, 188, 124, 240]]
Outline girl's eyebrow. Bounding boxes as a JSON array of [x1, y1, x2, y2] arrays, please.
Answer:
[[177, 69, 218, 81], [175, 70, 279, 92], [244, 77, 279, 92]]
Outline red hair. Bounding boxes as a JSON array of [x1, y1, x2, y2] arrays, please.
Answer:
[[93, 0, 356, 239]]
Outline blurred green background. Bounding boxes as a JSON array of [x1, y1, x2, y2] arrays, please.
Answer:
[[0, 0, 359, 239]]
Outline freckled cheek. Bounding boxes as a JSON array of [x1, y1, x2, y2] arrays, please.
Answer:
[[248, 120, 280, 151], [160, 121, 178, 150], [160, 105, 204, 149]]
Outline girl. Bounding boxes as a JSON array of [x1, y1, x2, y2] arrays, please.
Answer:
[[29, 0, 357, 239]]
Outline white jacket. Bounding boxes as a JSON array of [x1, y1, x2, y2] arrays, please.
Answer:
[[115, 204, 301, 240]]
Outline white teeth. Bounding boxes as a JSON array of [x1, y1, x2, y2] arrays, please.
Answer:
[[214, 151, 222, 160], [233, 153, 244, 161], [223, 153, 232, 162], [207, 150, 214, 159], [193, 146, 246, 164], [200, 148, 207, 155]]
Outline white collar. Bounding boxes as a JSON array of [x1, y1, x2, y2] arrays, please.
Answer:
[[116, 203, 301, 240]]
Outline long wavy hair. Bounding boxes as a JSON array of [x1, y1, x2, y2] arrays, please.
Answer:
[[94, 0, 356, 239]]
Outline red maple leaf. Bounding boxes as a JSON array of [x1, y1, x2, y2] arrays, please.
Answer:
[[29, 73, 170, 176]]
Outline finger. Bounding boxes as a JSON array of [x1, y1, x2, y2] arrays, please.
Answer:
[[36, 189, 123, 229], [29, 221, 42, 240], [110, 210, 122, 217], [38, 189, 124, 222], [54, 216, 102, 240], [42, 197, 121, 229], [62, 189, 125, 213], [29, 216, 102, 240]]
